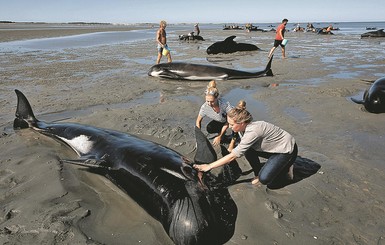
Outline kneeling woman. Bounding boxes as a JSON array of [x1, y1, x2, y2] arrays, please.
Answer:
[[196, 80, 233, 146], [194, 107, 298, 188]]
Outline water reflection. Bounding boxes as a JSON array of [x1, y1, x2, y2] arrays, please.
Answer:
[[0, 30, 154, 51]]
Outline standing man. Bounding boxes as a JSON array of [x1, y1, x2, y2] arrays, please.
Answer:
[[194, 23, 200, 36], [156, 20, 172, 64], [268, 18, 288, 59]]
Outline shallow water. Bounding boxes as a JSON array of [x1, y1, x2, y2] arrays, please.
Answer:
[[223, 87, 269, 121], [0, 29, 155, 51]]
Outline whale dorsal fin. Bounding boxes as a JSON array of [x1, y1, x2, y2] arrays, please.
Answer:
[[194, 126, 242, 187], [194, 126, 217, 164], [224, 36, 236, 43], [14, 89, 38, 129]]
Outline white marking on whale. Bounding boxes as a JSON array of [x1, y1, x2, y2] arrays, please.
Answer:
[[160, 167, 188, 180], [59, 135, 94, 155]]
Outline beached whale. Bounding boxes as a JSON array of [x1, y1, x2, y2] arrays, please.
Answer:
[[179, 33, 204, 41], [351, 77, 385, 113], [360, 29, 385, 38], [207, 35, 259, 54], [148, 55, 273, 81], [13, 90, 239, 245]]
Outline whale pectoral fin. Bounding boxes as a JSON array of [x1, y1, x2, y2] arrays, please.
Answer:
[[160, 69, 184, 79], [60, 158, 112, 170], [351, 97, 365, 104]]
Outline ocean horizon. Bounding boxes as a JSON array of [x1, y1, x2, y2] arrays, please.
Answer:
[[0, 21, 384, 51]]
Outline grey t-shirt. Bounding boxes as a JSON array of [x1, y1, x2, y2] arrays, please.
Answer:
[[198, 98, 233, 123], [232, 121, 296, 157]]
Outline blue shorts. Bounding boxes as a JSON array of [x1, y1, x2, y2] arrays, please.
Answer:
[[157, 44, 169, 53]]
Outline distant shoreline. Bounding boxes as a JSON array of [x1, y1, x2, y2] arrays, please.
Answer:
[[0, 22, 153, 42]]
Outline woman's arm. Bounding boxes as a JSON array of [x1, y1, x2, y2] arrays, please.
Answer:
[[227, 138, 236, 152], [193, 152, 237, 172], [196, 114, 203, 128], [213, 123, 229, 146]]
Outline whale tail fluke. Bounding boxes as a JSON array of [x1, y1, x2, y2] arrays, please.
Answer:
[[14, 89, 38, 129]]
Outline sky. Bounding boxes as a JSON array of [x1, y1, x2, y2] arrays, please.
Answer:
[[1, 0, 384, 24]]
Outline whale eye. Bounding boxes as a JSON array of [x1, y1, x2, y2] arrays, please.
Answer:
[[181, 165, 195, 180]]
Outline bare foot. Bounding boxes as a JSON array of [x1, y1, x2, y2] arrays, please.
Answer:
[[251, 177, 260, 185]]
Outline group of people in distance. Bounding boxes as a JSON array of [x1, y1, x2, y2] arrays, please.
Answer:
[[157, 18, 290, 63], [193, 81, 298, 188], [155, 19, 298, 188]]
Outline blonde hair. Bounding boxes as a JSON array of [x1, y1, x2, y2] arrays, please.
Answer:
[[236, 100, 246, 110], [160, 20, 167, 26], [205, 80, 219, 98], [227, 107, 253, 124]]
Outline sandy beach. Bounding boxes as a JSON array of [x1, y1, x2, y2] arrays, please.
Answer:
[[0, 23, 385, 244]]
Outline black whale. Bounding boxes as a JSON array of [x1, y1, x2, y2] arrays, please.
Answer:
[[351, 77, 385, 113], [207, 35, 259, 54], [148, 55, 273, 81], [361, 29, 385, 38], [179, 33, 205, 41], [13, 90, 238, 245]]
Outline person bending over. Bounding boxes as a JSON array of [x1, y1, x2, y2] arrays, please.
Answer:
[[194, 107, 298, 188], [227, 100, 246, 152]]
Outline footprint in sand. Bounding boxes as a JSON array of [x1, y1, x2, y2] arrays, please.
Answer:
[[265, 200, 283, 219]]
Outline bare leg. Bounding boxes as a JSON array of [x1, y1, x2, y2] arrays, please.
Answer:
[[281, 47, 286, 59], [156, 52, 162, 64], [167, 53, 172, 63], [268, 47, 276, 58]]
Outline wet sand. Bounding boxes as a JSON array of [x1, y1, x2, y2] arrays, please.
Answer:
[[0, 23, 385, 244]]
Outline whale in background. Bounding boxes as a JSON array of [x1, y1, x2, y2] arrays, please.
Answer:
[[361, 29, 385, 38], [351, 77, 385, 113], [148, 55, 273, 81], [206, 35, 260, 54]]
